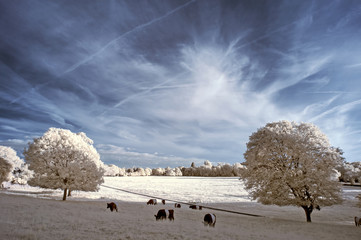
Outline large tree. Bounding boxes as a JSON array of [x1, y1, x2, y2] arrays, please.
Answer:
[[240, 120, 343, 222], [24, 128, 105, 200]]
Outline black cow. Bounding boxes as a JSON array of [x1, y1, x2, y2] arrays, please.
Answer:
[[203, 213, 216, 227], [189, 205, 202, 210], [107, 202, 118, 212], [162, 199, 166, 205], [174, 203, 181, 208], [147, 199, 157, 205], [154, 209, 174, 221], [355, 216, 361, 226]]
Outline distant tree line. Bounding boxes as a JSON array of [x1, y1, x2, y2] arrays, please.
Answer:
[[1, 143, 360, 182], [103, 160, 246, 177]]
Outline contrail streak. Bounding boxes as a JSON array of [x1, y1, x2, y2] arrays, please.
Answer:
[[97, 72, 188, 118], [111, 69, 189, 109], [63, 0, 196, 75], [235, 1, 337, 51], [113, 77, 173, 108]]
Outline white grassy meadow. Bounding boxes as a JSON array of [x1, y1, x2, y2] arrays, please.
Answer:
[[1, 176, 361, 240], [3, 176, 251, 203]]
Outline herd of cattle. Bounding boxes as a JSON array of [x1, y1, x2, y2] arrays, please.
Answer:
[[107, 199, 216, 227], [107, 199, 361, 228]]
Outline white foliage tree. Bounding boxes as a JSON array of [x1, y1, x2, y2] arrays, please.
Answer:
[[0, 146, 33, 184], [174, 167, 183, 176], [104, 164, 121, 176], [164, 167, 175, 176], [24, 128, 105, 200], [232, 163, 245, 176], [152, 167, 165, 176], [118, 167, 126, 176], [240, 121, 343, 222], [144, 167, 152, 176], [340, 162, 361, 184], [134, 167, 146, 176]]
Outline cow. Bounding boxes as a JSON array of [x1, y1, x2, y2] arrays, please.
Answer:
[[203, 213, 216, 227], [174, 203, 181, 208], [189, 205, 202, 210], [162, 199, 166, 205], [154, 209, 174, 221], [106, 202, 118, 212], [147, 199, 157, 205], [355, 216, 361, 226]]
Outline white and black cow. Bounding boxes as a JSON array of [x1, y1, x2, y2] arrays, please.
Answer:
[[155, 209, 174, 221], [203, 213, 216, 227], [355, 216, 361, 226]]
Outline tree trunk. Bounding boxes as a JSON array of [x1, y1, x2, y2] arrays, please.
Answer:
[[302, 206, 312, 222], [68, 189, 71, 197], [63, 188, 67, 201]]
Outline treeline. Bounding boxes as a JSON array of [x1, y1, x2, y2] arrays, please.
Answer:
[[104, 160, 245, 177], [104, 159, 361, 183]]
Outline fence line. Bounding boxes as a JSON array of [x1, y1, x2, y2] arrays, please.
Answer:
[[101, 184, 264, 218]]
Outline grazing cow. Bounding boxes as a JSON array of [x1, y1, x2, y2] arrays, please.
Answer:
[[174, 203, 181, 208], [355, 216, 361, 226], [203, 213, 216, 227], [162, 199, 166, 205], [154, 209, 174, 221], [107, 202, 118, 212], [147, 199, 157, 205], [189, 205, 202, 210]]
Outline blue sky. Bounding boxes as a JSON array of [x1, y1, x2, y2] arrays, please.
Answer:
[[1, 0, 361, 168]]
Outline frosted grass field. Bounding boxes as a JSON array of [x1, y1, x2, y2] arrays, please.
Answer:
[[4, 176, 251, 203], [4, 176, 360, 204], [99, 176, 251, 203]]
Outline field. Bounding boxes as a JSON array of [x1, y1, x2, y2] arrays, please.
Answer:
[[1, 177, 361, 239]]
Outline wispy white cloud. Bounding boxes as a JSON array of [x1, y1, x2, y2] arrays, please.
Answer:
[[265, 55, 332, 95], [302, 95, 339, 117], [345, 62, 361, 68], [309, 99, 361, 123]]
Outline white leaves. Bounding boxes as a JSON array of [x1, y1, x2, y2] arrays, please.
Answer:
[[241, 120, 343, 208], [0, 146, 34, 184], [24, 128, 104, 192]]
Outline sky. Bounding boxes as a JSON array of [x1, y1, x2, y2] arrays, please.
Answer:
[[1, 0, 361, 168]]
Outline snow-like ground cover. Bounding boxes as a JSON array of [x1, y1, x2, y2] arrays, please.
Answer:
[[3, 176, 249, 203], [3, 176, 361, 203]]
